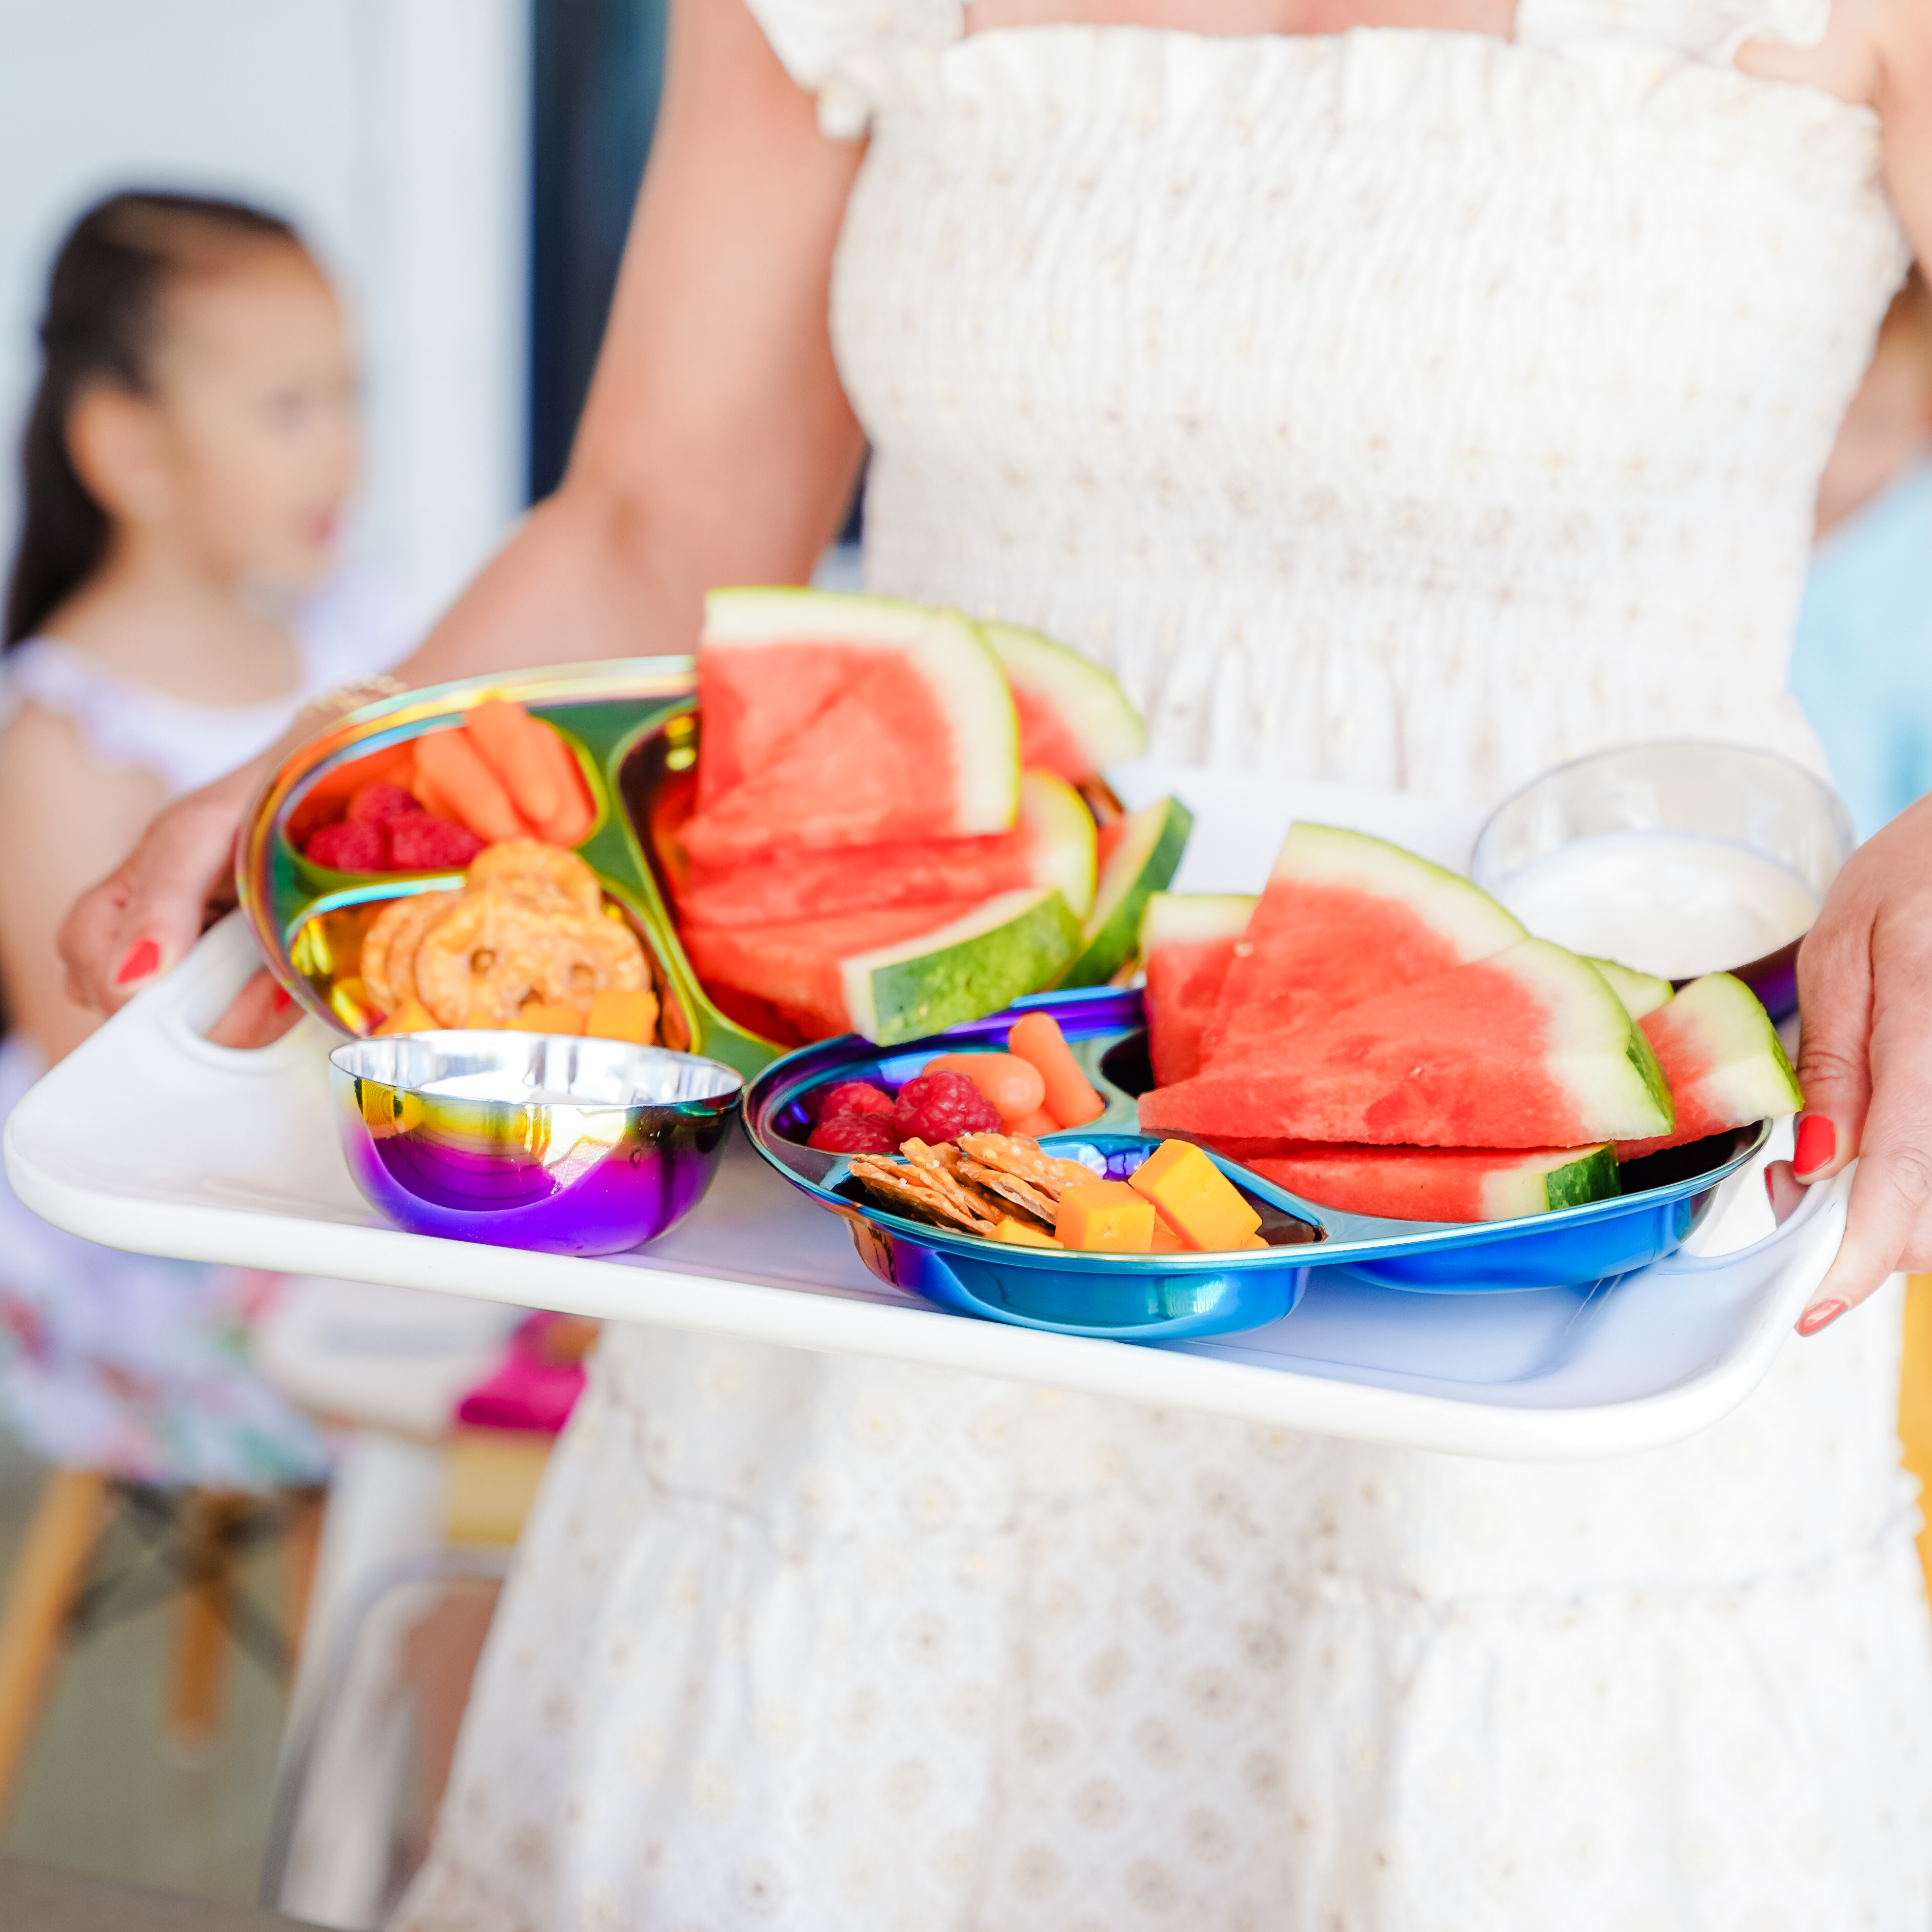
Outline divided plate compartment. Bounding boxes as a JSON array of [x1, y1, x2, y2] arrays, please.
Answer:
[[238, 660, 782, 1078], [745, 985, 1774, 1338]]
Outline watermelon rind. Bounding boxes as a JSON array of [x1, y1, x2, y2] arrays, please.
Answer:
[[1542, 945, 1676, 1139], [1060, 796, 1194, 989], [1247, 1142, 1619, 1223], [842, 887, 1083, 1044], [700, 589, 1021, 836], [1022, 770, 1099, 922], [979, 620, 1147, 774], [1272, 823, 1525, 957], [1588, 957, 1675, 1022], [1138, 891, 1258, 956], [1617, 972, 1801, 1159]]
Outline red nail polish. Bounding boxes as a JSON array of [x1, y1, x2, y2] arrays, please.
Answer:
[[1798, 1299, 1846, 1337], [114, 938, 161, 987], [270, 983, 294, 1013], [1794, 1114, 1835, 1178]]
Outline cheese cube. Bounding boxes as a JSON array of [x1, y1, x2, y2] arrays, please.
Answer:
[[374, 997, 436, 1036], [510, 1003, 587, 1035], [1128, 1140, 1262, 1252], [586, 987, 659, 1045], [992, 1217, 1062, 1249], [1056, 1180, 1157, 1252]]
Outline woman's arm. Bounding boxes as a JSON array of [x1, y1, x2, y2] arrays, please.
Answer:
[[59, 0, 865, 1017], [1775, 0, 1932, 1328]]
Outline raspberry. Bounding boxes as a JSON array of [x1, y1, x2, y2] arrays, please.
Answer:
[[820, 1080, 896, 1121], [894, 1070, 1000, 1143], [389, 814, 486, 870], [304, 819, 389, 872], [346, 783, 424, 827], [807, 1113, 899, 1153]]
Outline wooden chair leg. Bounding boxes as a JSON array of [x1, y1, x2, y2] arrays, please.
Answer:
[[0, 1467, 108, 1822], [1901, 1276, 1932, 1606], [167, 1489, 245, 1758], [280, 1486, 326, 1682]]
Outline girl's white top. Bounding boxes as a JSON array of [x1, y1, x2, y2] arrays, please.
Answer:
[[0, 572, 408, 798], [396, 11, 1932, 1932]]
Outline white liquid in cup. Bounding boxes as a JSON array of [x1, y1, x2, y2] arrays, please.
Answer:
[[1496, 831, 1820, 982]]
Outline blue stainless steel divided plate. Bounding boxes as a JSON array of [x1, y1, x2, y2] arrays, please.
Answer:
[[742, 987, 1771, 1340]]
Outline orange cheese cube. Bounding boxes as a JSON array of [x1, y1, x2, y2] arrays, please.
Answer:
[[374, 997, 436, 1035], [992, 1217, 1062, 1249], [510, 1003, 587, 1035], [1244, 1232, 1271, 1249], [1127, 1140, 1262, 1252], [1150, 1213, 1189, 1253], [585, 987, 659, 1045], [1055, 1180, 1156, 1252]]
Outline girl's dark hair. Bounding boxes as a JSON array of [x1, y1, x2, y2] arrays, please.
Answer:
[[4, 190, 303, 649]]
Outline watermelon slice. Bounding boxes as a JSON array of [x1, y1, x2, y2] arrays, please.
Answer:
[[678, 770, 1096, 930], [1615, 972, 1801, 1160], [1198, 824, 1525, 1067], [1589, 957, 1675, 1022], [1140, 938, 1674, 1148], [682, 887, 1082, 1045], [1236, 1141, 1619, 1223], [979, 620, 1146, 784], [684, 592, 1019, 862], [1060, 796, 1193, 989], [1140, 892, 1257, 1087]]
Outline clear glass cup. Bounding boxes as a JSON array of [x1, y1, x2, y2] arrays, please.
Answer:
[[1469, 741, 1855, 1018]]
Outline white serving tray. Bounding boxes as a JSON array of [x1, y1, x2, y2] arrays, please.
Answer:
[[3, 774, 1847, 1461]]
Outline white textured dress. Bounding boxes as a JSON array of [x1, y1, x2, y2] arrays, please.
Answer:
[[400, 7, 1932, 1928]]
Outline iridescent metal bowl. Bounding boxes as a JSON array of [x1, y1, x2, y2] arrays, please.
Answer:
[[330, 1033, 743, 1255]]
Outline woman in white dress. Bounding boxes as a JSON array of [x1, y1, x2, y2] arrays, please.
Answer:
[[55, 1, 1932, 1924]]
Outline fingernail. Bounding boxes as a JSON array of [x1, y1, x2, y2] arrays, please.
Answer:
[[1798, 1299, 1846, 1337], [1794, 1114, 1836, 1178], [270, 984, 294, 1013], [114, 938, 161, 987]]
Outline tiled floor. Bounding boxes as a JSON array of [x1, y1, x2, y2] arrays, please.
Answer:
[[0, 1435, 290, 1905]]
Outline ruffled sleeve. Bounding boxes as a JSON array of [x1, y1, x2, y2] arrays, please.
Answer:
[[1517, 0, 1832, 63], [745, 0, 962, 138]]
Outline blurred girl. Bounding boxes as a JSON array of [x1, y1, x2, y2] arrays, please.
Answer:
[[0, 190, 402, 1483]]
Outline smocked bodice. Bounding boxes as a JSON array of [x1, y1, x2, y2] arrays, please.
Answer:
[[755, 2, 1908, 802]]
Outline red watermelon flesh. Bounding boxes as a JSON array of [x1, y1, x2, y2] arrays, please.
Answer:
[[1140, 939, 1674, 1149], [683, 901, 986, 1041], [1146, 935, 1244, 1087], [696, 642, 872, 811], [1615, 972, 1802, 1160], [679, 831, 1035, 930], [1199, 824, 1525, 1067], [1012, 684, 1097, 787], [1209, 1140, 1619, 1223]]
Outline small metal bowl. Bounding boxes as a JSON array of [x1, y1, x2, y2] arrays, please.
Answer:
[[329, 1032, 743, 1255], [1470, 741, 1854, 1019]]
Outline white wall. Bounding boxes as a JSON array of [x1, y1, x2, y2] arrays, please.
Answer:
[[0, 0, 529, 635]]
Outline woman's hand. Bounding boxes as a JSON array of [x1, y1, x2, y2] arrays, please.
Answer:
[[1785, 789, 1932, 1333], [57, 758, 265, 1018]]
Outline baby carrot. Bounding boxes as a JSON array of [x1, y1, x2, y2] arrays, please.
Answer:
[[465, 701, 561, 824], [1007, 1010, 1105, 1128], [414, 727, 532, 844], [921, 1051, 1047, 1126], [1008, 1108, 1062, 1139], [532, 732, 596, 847]]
